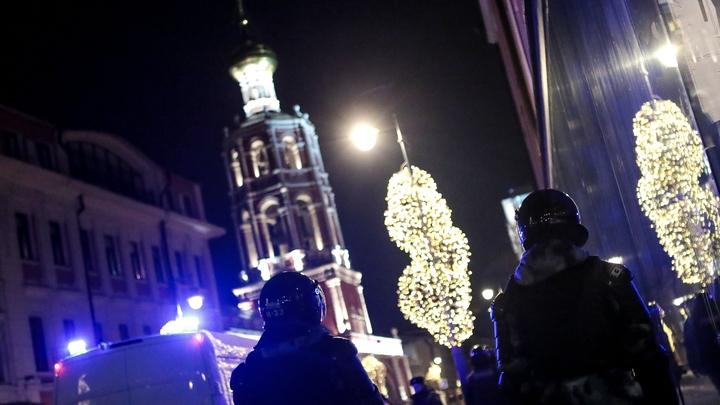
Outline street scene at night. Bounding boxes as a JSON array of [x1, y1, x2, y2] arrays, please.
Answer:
[[1, 0, 720, 404]]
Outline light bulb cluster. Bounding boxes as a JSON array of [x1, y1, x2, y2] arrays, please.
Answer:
[[634, 99, 720, 285], [385, 166, 474, 347], [361, 355, 388, 396]]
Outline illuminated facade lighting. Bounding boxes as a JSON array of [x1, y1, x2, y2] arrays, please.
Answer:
[[385, 166, 474, 348], [633, 99, 720, 285]]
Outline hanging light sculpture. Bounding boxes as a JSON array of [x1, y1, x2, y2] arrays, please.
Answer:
[[634, 99, 720, 285], [385, 166, 474, 347]]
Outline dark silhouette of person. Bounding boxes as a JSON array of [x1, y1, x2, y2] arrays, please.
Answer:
[[230, 271, 384, 405], [683, 292, 720, 395], [464, 346, 506, 405], [492, 189, 679, 405], [409, 376, 443, 405]]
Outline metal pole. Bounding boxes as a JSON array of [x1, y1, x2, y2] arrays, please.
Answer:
[[76, 195, 99, 345], [393, 113, 412, 174]]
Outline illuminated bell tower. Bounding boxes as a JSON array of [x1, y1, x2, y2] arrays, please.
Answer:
[[222, 5, 372, 336]]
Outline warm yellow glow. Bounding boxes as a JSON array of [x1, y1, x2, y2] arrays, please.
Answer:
[[361, 355, 388, 396], [425, 364, 443, 383], [655, 44, 678, 68], [350, 124, 379, 151], [481, 289, 494, 300], [385, 166, 474, 348], [634, 99, 720, 285]]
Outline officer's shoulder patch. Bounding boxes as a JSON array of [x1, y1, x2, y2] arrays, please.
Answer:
[[327, 336, 358, 359], [595, 257, 633, 286]]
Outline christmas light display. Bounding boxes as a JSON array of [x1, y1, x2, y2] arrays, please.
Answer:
[[385, 166, 474, 347], [633, 99, 720, 285], [361, 355, 388, 396]]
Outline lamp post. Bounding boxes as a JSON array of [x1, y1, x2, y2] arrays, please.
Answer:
[[350, 115, 473, 384], [350, 113, 410, 172]]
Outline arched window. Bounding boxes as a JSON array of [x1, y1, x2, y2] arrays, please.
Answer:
[[250, 140, 270, 178], [262, 203, 287, 257], [296, 200, 316, 250], [231, 149, 243, 187], [283, 137, 302, 169], [65, 141, 146, 203]]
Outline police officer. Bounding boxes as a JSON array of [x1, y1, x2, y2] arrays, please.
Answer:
[[491, 189, 678, 405], [230, 271, 384, 405], [464, 346, 505, 405], [409, 376, 443, 405]]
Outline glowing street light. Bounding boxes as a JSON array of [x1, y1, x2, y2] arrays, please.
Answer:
[[350, 124, 379, 151], [350, 114, 410, 171], [481, 289, 495, 300]]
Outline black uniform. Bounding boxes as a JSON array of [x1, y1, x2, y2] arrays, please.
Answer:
[[465, 367, 505, 405], [492, 254, 678, 405], [410, 386, 442, 405], [231, 325, 383, 405]]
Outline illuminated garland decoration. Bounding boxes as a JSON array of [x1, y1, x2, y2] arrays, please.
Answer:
[[385, 166, 474, 347], [361, 355, 388, 396], [633, 99, 720, 285]]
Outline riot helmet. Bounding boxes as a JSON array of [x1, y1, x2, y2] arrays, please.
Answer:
[[516, 189, 588, 249], [470, 345, 495, 369], [409, 376, 425, 387], [258, 271, 326, 330]]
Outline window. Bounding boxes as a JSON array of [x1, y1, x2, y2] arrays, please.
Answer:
[[283, 137, 302, 169], [142, 325, 152, 336], [231, 149, 243, 187], [0, 131, 20, 159], [250, 140, 270, 177], [15, 213, 34, 260], [94, 323, 104, 343], [0, 324, 8, 383], [63, 319, 76, 341], [118, 324, 129, 341], [29, 317, 49, 372], [194, 255, 205, 288], [80, 229, 96, 273], [182, 195, 196, 218], [163, 192, 176, 211], [296, 200, 315, 249], [151, 246, 165, 283], [129, 242, 144, 280], [104, 235, 121, 276], [36, 143, 53, 170], [175, 251, 185, 283], [265, 204, 286, 255], [65, 141, 147, 203], [49, 221, 66, 266]]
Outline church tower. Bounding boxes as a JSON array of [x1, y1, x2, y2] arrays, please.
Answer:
[[222, 4, 372, 336]]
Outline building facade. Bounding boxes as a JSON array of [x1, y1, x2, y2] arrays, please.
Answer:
[[221, 16, 412, 403], [0, 105, 224, 404]]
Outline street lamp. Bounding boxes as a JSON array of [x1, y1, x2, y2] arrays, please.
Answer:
[[350, 124, 378, 151], [350, 113, 411, 171]]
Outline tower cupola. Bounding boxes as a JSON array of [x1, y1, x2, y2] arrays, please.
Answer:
[[229, 21, 280, 117]]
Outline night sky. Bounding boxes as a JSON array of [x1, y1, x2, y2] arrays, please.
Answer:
[[0, 0, 534, 339]]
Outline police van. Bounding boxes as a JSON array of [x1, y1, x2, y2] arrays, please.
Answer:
[[53, 331, 259, 405]]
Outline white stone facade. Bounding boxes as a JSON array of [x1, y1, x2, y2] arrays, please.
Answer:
[[0, 105, 224, 404]]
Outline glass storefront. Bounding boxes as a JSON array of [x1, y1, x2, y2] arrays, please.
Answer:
[[539, 0, 720, 305]]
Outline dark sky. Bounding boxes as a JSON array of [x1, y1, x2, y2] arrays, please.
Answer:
[[0, 0, 534, 338]]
